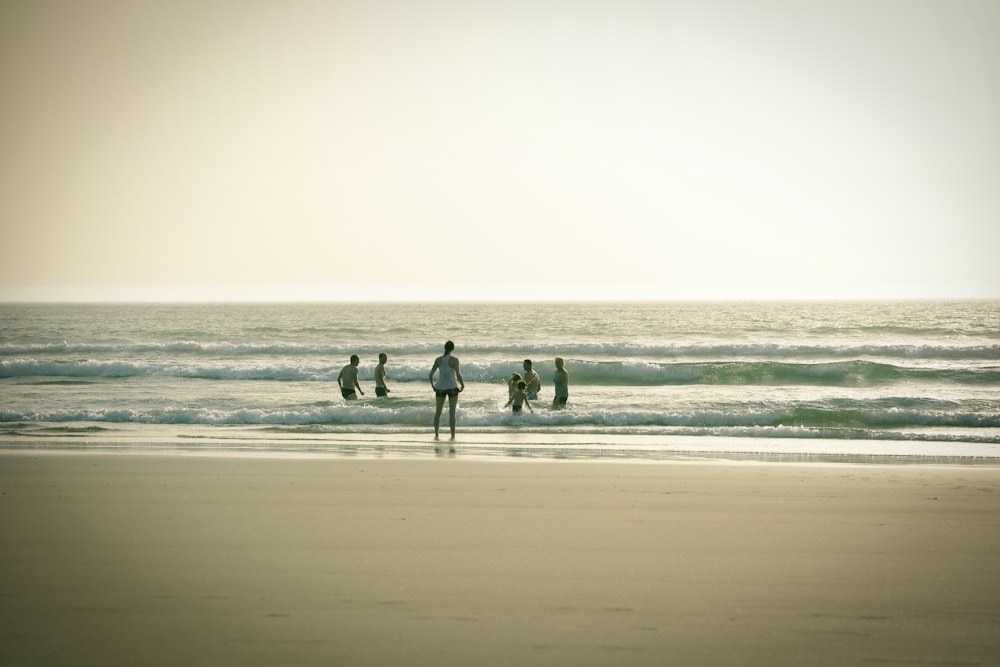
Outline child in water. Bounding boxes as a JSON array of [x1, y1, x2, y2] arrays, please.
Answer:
[[505, 381, 534, 414], [507, 372, 522, 398]]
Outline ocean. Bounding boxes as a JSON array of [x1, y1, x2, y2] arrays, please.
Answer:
[[2, 301, 999, 463]]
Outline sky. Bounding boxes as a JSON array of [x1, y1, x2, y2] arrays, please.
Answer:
[[1, 0, 998, 302]]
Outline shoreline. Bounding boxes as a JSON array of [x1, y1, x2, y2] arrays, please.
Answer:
[[2, 453, 999, 666], [2, 424, 1000, 466], [4, 445, 1000, 468]]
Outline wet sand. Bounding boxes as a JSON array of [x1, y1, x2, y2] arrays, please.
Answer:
[[1, 452, 998, 666]]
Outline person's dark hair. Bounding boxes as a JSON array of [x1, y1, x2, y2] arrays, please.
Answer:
[[444, 340, 455, 353], [523, 359, 532, 368], [350, 354, 360, 364]]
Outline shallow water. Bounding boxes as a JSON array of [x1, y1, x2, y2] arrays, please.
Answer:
[[2, 301, 998, 462]]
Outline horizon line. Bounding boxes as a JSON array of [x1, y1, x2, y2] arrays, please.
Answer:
[[1, 283, 998, 304]]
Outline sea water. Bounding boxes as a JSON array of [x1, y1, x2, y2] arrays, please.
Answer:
[[2, 301, 998, 462]]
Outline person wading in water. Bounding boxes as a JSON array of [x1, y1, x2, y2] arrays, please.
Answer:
[[429, 340, 465, 440]]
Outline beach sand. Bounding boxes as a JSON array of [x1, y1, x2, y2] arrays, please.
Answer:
[[1, 452, 998, 666]]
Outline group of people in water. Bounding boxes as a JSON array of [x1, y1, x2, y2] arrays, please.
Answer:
[[336, 341, 569, 439]]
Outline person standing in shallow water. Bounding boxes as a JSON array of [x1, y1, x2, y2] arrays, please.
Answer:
[[522, 359, 541, 400], [374, 353, 390, 397], [338, 355, 364, 400], [507, 372, 522, 399], [505, 381, 533, 414], [552, 356, 568, 409], [429, 340, 465, 439]]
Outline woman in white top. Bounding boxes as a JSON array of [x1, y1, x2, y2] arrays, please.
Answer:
[[429, 340, 465, 440]]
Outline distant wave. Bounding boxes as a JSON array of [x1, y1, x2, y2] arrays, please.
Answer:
[[5, 357, 998, 386], [0, 359, 339, 381], [2, 341, 998, 360], [558, 359, 1000, 387], [0, 341, 361, 357]]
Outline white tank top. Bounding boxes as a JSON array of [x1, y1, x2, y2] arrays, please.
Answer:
[[436, 354, 458, 389]]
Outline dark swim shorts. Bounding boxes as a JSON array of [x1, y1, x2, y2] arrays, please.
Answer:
[[435, 388, 460, 398], [553, 395, 568, 407], [341, 387, 357, 399], [375, 386, 388, 397]]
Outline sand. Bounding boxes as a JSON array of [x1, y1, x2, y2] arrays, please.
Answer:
[[1, 452, 999, 666]]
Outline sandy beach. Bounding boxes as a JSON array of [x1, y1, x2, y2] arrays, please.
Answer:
[[1, 452, 998, 666]]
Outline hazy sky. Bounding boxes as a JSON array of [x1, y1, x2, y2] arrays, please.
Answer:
[[2, 0, 998, 301]]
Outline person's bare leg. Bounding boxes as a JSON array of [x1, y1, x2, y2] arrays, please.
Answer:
[[448, 393, 458, 439], [434, 394, 446, 439]]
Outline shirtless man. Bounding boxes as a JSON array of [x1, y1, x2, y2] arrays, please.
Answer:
[[374, 352, 390, 397], [429, 340, 465, 440], [522, 359, 541, 400], [552, 356, 568, 409], [338, 355, 364, 400]]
